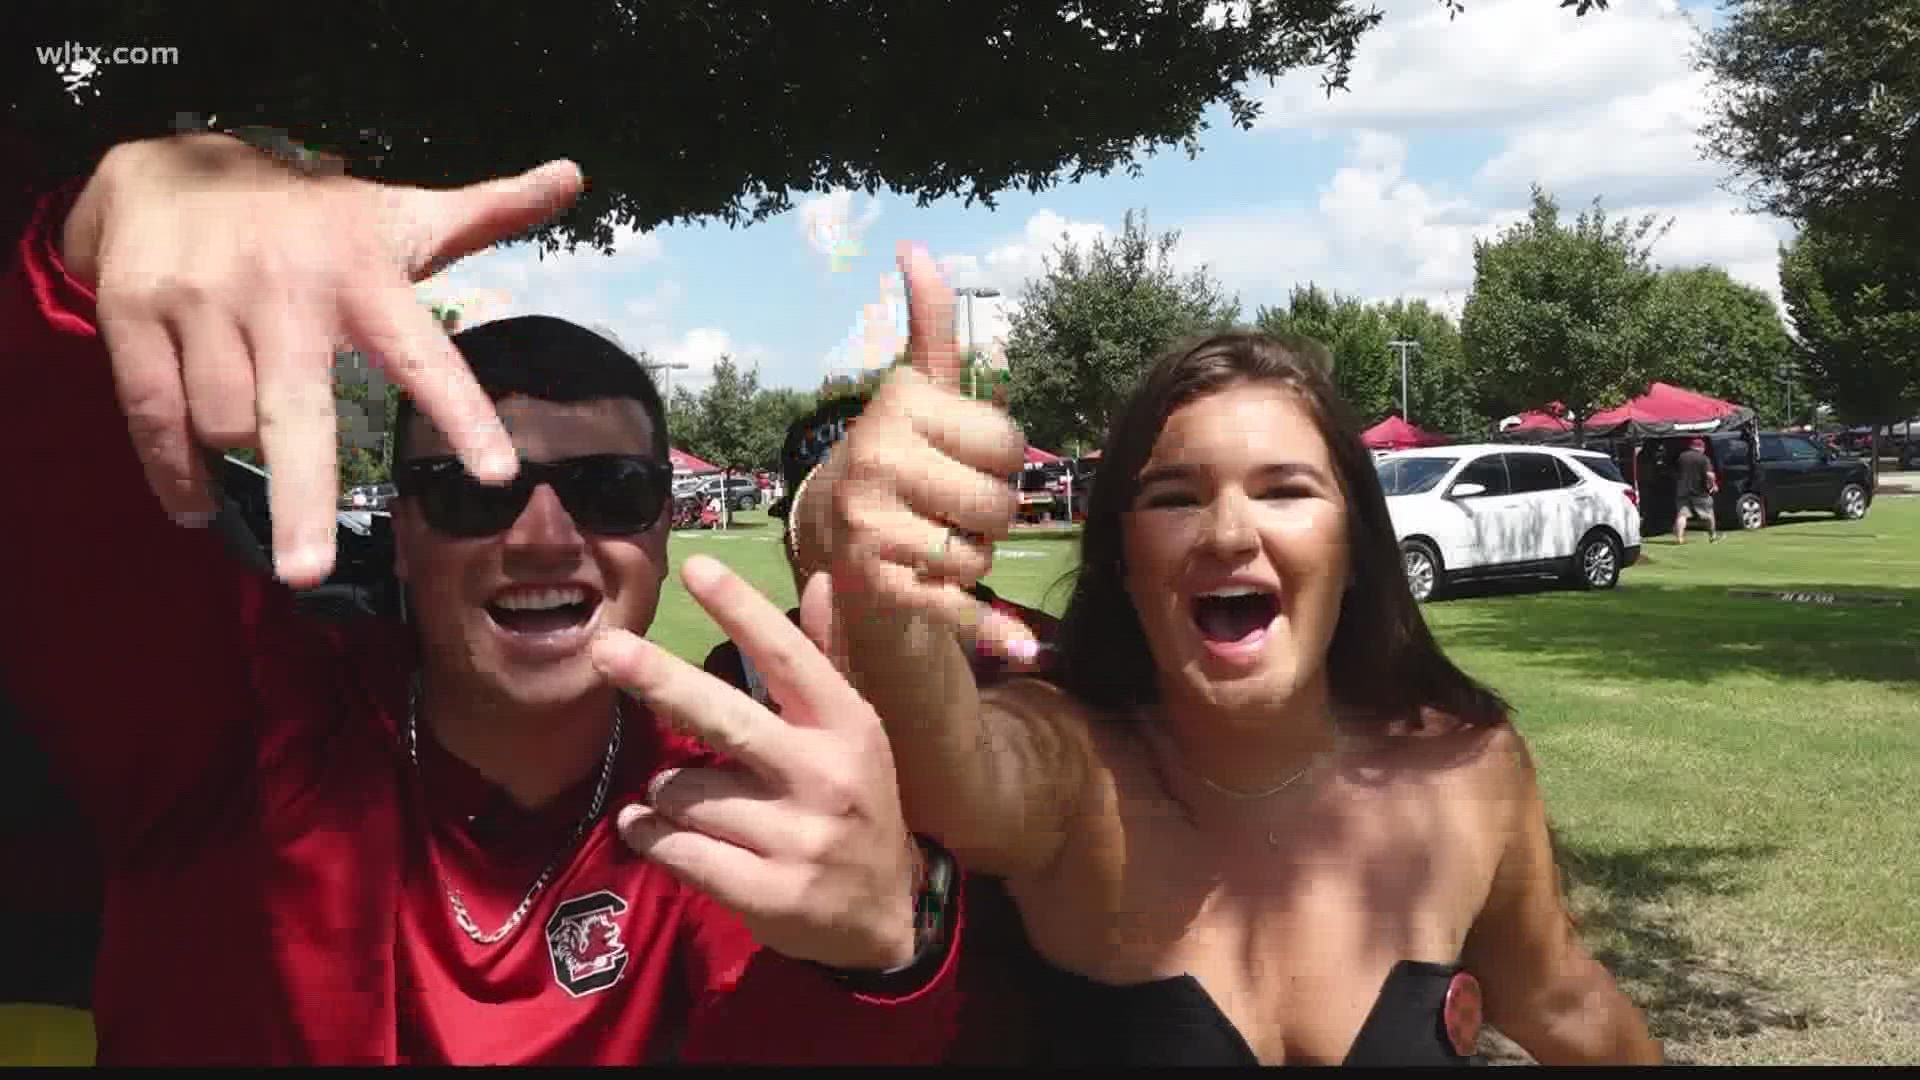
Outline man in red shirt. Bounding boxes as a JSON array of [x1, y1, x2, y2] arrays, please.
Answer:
[[0, 131, 969, 1064]]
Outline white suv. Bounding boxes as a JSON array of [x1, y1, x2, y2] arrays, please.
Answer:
[[1376, 444, 1642, 602]]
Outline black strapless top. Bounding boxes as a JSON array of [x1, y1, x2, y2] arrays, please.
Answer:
[[1036, 959, 1486, 1066]]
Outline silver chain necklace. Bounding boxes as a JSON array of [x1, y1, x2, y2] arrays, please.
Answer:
[[1151, 718, 1322, 850], [406, 675, 624, 945], [1197, 764, 1313, 802], [1196, 767, 1314, 849]]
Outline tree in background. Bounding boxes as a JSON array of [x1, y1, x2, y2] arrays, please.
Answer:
[[1700, 0, 1920, 238], [1253, 289, 1476, 436], [6, 0, 1622, 253], [690, 357, 762, 473], [748, 388, 820, 472], [1253, 284, 1393, 423], [1640, 266, 1800, 426], [818, 365, 895, 404], [1460, 187, 1669, 435], [1377, 298, 1476, 437], [1779, 222, 1920, 484], [1003, 210, 1240, 452], [666, 386, 706, 457]]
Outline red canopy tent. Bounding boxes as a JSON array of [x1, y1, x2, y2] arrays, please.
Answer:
[[669, 447, 719, 474], [1024, 446, 1063, 465], [1362, 415, 1451, 450], [1500, 401, 1575, 437], [1585, 382, 1752, 436]]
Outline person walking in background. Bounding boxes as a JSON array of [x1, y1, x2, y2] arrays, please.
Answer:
[[1673, 438, 1721, 545]]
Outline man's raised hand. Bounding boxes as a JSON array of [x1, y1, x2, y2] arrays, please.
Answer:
[[589, 558, 920, 971], [63, 131, 583, 587]]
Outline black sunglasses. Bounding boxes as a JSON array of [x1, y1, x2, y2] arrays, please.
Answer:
[[392, 454, 675, 538]]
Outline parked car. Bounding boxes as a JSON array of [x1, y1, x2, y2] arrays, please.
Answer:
[[213, 454, 400, 620], [1635, 431, 1873, 533], [696, 475, 762, 512], [1378, 444, 1643, 603], [1015, 466, 1058, 522]]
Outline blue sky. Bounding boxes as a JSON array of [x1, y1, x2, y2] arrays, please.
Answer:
[[421, 0, 1783, 397]]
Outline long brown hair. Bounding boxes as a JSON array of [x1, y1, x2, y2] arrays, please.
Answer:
[[1050, 331, 1507, 732]]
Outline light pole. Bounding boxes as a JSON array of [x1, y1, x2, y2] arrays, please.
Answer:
[[1388, 339, 1421, 421], [955, 286, 1002, 400], [640, 359, 690, 402]]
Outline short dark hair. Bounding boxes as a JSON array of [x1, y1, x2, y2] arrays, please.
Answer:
[[391, 315, 669, 466], [1051, 331, 1508, 734], [767, 393, 868, 522]]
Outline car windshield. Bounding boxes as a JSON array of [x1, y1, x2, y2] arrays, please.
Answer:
[[1377, 456, 1457, 496], [1573, 455, 1625, 483]]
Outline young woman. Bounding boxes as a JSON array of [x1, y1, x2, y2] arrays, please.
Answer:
[[805, 247, 1662, 1066]]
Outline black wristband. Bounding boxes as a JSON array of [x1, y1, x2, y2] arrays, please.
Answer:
[[823, 835, 957, 997]]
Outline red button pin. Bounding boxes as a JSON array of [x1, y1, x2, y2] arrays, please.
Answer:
[[1444, 970, 1484, 1058]]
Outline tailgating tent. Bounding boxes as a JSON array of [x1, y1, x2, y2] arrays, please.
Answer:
[[1584, 382, 1754, 439], [1497, 402, 1576, 440], [1024, 446, 1064, 466], [1362, 415, 1451, 450], [669, 447, 719, 475]]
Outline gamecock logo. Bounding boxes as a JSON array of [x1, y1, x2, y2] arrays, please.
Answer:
[[545, 890, 630, 998]]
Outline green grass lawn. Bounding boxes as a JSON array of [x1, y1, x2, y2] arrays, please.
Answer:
[[659, 501, 1920, 1064]]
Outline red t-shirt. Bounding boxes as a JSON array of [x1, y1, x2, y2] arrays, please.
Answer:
[[0, 185, 969, 1065]]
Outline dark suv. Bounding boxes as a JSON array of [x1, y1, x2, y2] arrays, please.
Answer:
[[212, 454, 401, 619], [1638, 431, 1873, 532]]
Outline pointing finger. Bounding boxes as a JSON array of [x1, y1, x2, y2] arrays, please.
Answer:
[[590, 628, 806, 785], [341, 279, 517, 485], [404, 160, 586, 281], [678, 555, 868, 731], [251, 313, 340, 587]]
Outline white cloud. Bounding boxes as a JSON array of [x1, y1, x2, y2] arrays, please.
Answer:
[[1475, 70, 1724, 205], [1258, 0, 1700, 135], [1143, 0, 1791, 314], [939, 209, 1110, 297], [651, 328, 770, 394]]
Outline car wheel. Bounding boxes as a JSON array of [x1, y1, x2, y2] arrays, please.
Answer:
[[1736, 493, 1766, 531], [1837, 483, 1868, 520], [1399, 540, 1442, 603], [1573, 531, 1622, 591]]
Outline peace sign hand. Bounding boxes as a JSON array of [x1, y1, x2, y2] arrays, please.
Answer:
[[589, 556, 919, 971], [824, 242, 1038, 656]]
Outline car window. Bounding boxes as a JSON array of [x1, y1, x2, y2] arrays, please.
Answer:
[[1506, 452, 1565, 493], [1787, 437, 1822, 461], [1569, 454, 1624, 484], [1451, 456, 1510, 497], [1758, 434, 1787, 461], [1377, 456, 1458, 496], [1717, 438, 1750, 467]]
